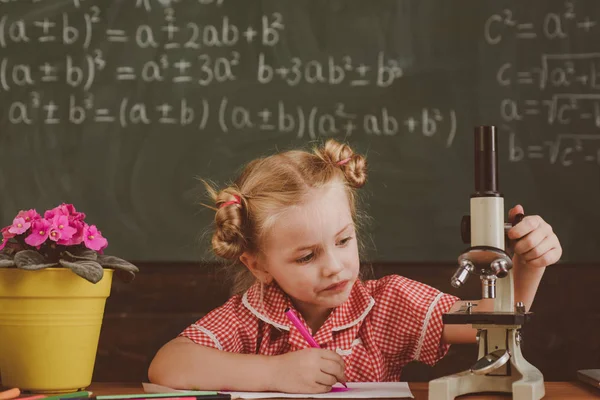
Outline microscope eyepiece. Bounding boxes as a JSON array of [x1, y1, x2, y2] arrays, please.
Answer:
[[474, 126, 499, 196]]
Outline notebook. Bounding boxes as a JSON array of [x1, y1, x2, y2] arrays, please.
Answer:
[[577, 369, 600, 389]]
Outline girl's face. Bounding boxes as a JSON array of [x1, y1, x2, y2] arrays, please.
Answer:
[[257, 184, 360, 320]]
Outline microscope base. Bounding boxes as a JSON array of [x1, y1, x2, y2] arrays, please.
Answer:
[[428, 327, 544, 400], [428, 369, 544, 400]]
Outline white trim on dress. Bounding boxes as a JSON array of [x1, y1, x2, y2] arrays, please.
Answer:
[[332, 297, 376, 332], [191, 324, 223, 351], [242, 291, 289, 331], [413, 292, 443, 361], [335, 338, 363, 356]]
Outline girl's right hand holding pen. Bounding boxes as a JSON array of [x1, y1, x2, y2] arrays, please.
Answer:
[[269, 348, 347, 393]]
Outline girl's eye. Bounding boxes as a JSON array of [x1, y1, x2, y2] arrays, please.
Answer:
[[338, 236, 353, 246], [296, 253, 314, 264]]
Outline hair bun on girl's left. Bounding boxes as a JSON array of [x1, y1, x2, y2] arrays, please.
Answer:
[[212, 190, 247, 260]]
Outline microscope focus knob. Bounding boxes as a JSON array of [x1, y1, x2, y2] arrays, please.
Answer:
[[513, 213, 525, 226], [461, 215, 471, 244], [504, 213, 525, 240]]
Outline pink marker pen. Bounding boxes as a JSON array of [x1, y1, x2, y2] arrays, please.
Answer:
[[284, 307, 348, 389]]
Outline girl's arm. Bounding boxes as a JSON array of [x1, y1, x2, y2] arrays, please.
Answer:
[[148, 337, 276, 391], [148, 337, 347, 393], [440, 298, 492, 344]]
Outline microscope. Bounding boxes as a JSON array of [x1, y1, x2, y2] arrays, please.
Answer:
[[428, 126, 544, 400]]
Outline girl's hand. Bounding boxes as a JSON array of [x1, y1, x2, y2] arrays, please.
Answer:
[[269, 348, 347, 393], [507, 204, 562, 269]]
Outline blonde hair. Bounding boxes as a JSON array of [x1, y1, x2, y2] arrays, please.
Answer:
[[203, 139, 368, 294]]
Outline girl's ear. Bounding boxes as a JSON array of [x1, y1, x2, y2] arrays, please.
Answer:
[[240, 251, 273, 284]]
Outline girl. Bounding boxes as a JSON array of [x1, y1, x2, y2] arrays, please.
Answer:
[[148, 140, 561, 393]]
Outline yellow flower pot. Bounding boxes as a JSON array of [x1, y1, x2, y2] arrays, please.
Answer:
[[0, 267, 113, 393]]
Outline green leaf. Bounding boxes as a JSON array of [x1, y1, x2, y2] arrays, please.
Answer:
[[14, 250, 55, 270], [64, 249, 98, 261], [97, 255, 139, 283], [0, 253, 14, 268], [59, 259, 104, 283], [14, 250, 57, 270], [1, 247, 15, 256], [18, 263, 58, 270]]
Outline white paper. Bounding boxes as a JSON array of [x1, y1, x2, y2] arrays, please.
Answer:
[[221, 382, 413, 399], [143, 382, 413, 399]]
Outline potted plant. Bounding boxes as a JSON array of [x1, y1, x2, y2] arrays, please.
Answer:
[[0, 203, 139, 393]]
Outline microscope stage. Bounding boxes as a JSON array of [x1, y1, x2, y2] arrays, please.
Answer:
[[443, 311, 532, 325]]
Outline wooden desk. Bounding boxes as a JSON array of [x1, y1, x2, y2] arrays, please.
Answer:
[[86, 382, 599, 399]]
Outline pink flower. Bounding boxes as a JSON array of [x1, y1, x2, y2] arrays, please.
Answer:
[[50, 215, 77, 243], [0, 226, 15, 251], [25, 219, 52, 248], [7, 209, 40, 235], [83, 224, 108, 252], [8, 217, 31, 235], [44, 203, 86, 222], [62, 203, 86, 221], [48, 226, 62, 242], [16, 209, 41, 223], [71, 211, 86, 222], [60, 219, 85, 246]]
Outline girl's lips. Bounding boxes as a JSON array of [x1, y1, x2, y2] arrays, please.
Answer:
[[323, 280, 349, 292]]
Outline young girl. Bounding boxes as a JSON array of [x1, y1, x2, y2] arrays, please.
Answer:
[[148, 140, 561, 393]]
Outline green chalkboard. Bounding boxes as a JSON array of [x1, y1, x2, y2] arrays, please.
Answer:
[[0, 0, 598, 263]]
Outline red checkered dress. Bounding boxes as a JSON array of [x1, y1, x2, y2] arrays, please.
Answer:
[[180, 275, 459, 382]]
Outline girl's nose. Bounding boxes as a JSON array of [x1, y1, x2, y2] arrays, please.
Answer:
[[321, 251, 344, 276]]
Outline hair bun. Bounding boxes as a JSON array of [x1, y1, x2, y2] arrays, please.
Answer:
[[315, 139, 367, 188], [211, 189, 247, 260]]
